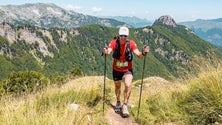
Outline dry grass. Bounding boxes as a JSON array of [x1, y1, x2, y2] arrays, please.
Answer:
[[0, 63, 222, 125], [0, 76, 108, 125]]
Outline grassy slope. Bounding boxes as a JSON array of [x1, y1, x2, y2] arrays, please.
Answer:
[[0, 67, 222, 124]]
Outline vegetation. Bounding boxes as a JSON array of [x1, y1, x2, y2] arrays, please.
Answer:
[[131, 69, 222, 125], [0, 76, 106, 125], [178, 71, 222, 124], [0, 70, 49, 95], [0, 56, 221, 124], [130, 57, 222, 125], [1, 16, 222, 124], [1, 23, 222, 81]]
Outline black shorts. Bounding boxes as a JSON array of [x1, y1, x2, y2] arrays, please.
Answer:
[[113, 69, 133, 81]]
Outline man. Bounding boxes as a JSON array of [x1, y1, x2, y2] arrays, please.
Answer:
[[103, 26, 149, 117]]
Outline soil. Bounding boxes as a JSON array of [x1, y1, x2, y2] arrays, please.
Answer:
[[105, 102, 138, 125]]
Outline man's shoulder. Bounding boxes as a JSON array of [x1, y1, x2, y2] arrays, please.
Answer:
[[128, 40, 138, 49], [129, 39, 135, 42], [110, 39, 117, 43], [128, 40, 136, 45], [108, 39, 117, 49]]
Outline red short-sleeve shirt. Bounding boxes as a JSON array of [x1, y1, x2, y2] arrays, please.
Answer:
[[108, 39, 138, 72]]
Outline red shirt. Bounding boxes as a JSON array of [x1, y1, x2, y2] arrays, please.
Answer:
[[108, 39, 138, 72]]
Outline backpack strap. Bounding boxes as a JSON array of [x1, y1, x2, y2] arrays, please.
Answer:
[[112, 39, 133, 62], [112, 38, 120, 59], [125, 40, 133, 62]]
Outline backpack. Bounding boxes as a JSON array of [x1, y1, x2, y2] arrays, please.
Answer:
[[112, 37, 133, 62]]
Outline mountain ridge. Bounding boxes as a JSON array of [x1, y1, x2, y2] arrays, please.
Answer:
[[0, 3, 128, 28], [1, 15, 221, 81], [105, 16, 152, 28], [180, 18, 222, 48]]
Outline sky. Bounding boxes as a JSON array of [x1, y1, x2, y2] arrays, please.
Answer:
[[0, 0, 222, 22]]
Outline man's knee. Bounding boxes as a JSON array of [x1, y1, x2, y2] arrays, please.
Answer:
[[115, 81, 121, 88], [124, 74, 133, 86]]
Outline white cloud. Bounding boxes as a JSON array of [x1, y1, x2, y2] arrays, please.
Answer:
[[91, 7, 102, 13], [65, 4, 82, 11], [145, 11, 150, 14], [130, 11, 136, 15]]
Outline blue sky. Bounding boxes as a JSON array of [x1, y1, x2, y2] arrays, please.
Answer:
[[0, 0, 221, 22]]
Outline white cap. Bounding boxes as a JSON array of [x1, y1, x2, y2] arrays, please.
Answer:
[[118, 26, 129, 36]]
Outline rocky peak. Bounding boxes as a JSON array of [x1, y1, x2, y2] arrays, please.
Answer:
[[153, 15, 177, 27]]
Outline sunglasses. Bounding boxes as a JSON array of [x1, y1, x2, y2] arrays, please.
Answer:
[[119, 35, 127, 38]]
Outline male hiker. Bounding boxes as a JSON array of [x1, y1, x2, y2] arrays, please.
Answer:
[[103, 26, 149, 117]]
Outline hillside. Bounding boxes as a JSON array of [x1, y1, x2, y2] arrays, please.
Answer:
[[0, 67, 221, 124], [180, 18, 222, 48], [0, 15, 222, 81], [106, 16, 152, 28], [0, 3, 127, 28]]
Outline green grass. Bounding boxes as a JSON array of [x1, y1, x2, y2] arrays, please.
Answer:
[[131, 65, 222, 124], [131, 78, 188, 125], [177, 70, 222, 124], [0, 66, 222, 124]]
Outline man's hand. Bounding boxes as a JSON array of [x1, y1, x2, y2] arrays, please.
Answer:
[[142, 45, 149, 56], [103, 47, 108, 55]]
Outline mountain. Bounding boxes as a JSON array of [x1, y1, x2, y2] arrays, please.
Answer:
[[180, 18, 222, 48], [0, 15, 222, 81], [0, 3, 127, 28], [105, 16, 152, 28], [153, 15, 177, 27]]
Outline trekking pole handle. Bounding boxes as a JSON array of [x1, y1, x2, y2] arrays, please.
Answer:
[[101, 47, 108, 56], [142, 45, 149, 56]]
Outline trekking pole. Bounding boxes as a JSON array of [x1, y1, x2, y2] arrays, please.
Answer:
[[137, 51, 147, 119], [103, 54, 106, 115], [101, 48, 107, 115]]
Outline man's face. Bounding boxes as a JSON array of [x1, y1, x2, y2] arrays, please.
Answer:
[[119, 35, 127, 42]]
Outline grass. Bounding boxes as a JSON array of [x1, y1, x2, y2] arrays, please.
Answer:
[[130, 63, 222, 125], [0, 76, 108, 125], [177, 70, 222, 124], [0, 63, 222, 124], [131, 77, 188, 125]]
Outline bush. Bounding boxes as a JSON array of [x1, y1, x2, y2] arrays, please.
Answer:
[[178, 72, 222, 124], [50, 75, 68, 86], [70, 67, 83, 78], [1, 70, 49, 95]]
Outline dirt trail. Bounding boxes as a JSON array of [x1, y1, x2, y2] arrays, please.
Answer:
[[105, 102, 138, 125], [104, 77, 170, 125]]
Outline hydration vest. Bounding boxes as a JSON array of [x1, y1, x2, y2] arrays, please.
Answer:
[[112, 38, 133, 62]]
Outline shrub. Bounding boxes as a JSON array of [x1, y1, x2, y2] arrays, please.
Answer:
[[70, 67, 83, 78], [50, 75, 68, 86], [2, 70, 49, 95]]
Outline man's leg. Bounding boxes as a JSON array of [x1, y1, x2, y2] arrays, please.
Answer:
[[122, 74, 133, 117], [114, 80, 122, 113], [114, 80, 121, 102], [123, 74, 133, 104]]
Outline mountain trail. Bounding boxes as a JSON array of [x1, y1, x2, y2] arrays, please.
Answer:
[[105, 102, 138, 125]]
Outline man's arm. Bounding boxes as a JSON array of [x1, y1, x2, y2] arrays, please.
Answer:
[[133, 49, 144, 59], [133, 46, 149, 59]]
